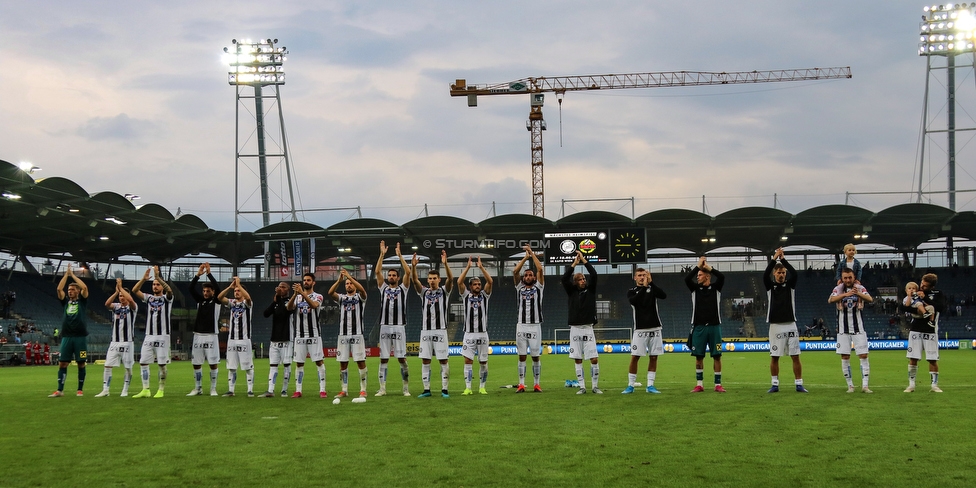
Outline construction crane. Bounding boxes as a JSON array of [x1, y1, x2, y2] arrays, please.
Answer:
[[450, 67, 853, 217]]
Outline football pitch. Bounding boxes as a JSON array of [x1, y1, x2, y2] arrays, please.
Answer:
[[2, 349, 974, 487]]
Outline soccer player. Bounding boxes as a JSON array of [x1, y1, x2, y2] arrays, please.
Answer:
[[410, 251, 453, 398], [287, 273, 328, 398], [95, 279, 137, 397], [763, 248, 807, 393], [622, 267, 667, 394], [513, 245, 544, 393], [261, 281, 295, 397], [218, 277, 255, 397], [49, 264, 89, 398], [131, 266, 174, 399], [329, 269, 369, 400], [187, 262, 221, 397], [900, 274, 946, 393], [828, 268, 874, 393], [686, 256, 726, 393], [374, 240, 411, 397], [562, 250, 601, 394], [458, 256, 493, 395]]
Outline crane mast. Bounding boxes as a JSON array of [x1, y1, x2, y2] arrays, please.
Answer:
[[451, 67, 852, 217]]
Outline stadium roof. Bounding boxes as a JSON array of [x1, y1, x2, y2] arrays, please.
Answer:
[[2, 158, 973, 264]]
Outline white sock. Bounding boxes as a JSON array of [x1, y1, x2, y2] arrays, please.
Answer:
[[122, 368, 132, 393], [532, 360, 541, 386], [140, 365, 150, 389], [479, 363, 488, 389], [340, 369, 349, 393], [771, 375, 779, 386], [194, 369, 203, 389], [379, 362, 388, 389], [841, 359, 853, 386], [518, 360, 526, 384], [575, 363, 584, 387], [422, 363, 431, 390], [269, 365, 278, 392], [647, 371, 655, 386], [908, 365, 917, 387], [157, 365, 167, 391], [228, 369, 237, 392], [628, 373, 637, 387], [859, 358, 870, 387], [282, 365, 291, 393], [102, 367, 112, 390], [245, 367, 254, 394], [590, 364, 600, 389], [209, 368, 219, 391], [317, 364, 327, 393], [464, 363, 473, 389], [441, 363, 450, 391], [295, 366, 304, 393], [359, 367, 368, 393]]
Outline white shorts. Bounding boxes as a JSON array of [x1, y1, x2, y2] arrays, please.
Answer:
[[191, 333, 220, 365], [269, 341, 294, 365], [140, 335, 171, 365], [630, 328, 663, 357], [569, 325, 598, 360], [378, 325, 407, 359], [907, 331, 940, 361], [293, 337, 324, 363], [461, 332, 490, 363], [104, 341, 134, 368], [769, 323, 800, 357], [420, 329, 449, 361], [226, 339, 254, 370], [336, 335, 366, 363], [516, 324, 543, 357], [836, 332, 869, 356]]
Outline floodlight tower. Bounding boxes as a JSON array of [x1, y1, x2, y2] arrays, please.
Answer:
[[224, 38, 298, 232], [917, 3, 976, 211]]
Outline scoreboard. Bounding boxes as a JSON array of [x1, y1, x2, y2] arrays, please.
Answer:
[[543, 228, 646, 265]]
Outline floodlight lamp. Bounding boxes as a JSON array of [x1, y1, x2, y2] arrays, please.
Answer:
[[2, 192, 21, 200], [18, 162, 40, 173], [124, 193, 140, 200], [99, 236, 109, 241]]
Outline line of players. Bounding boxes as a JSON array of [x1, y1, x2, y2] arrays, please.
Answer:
[[52, 242, 946, 398], [14, 341, 52, 366]]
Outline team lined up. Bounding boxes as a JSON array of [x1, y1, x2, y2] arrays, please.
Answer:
[[48, 241, 946, 398]]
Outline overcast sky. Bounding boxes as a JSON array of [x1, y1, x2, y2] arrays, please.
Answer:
[[3, 1, 975, 233]]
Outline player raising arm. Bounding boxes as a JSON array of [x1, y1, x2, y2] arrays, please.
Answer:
[[410, 250, 454, 398]]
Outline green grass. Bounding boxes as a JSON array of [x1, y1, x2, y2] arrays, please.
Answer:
[[2, 350, 975, 487]]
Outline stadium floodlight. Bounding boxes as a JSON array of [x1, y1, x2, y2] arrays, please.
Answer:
[[919, 3, 976, 55], [18, 162, 40, 174], [124, 193, 140, 201], [224, 38, 287, 86]]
